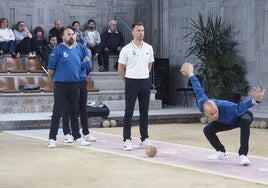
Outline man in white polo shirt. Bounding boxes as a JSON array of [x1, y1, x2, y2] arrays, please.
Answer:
[[118, 22, 155, 151]]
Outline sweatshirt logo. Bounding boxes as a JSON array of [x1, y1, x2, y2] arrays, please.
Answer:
[[63, 52, 68, 58], [132, 50, 139, 58]]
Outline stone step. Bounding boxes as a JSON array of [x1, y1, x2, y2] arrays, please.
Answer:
[[91, 55, 118, 72], [89, 72, 124, 90], [0, 90, 158, 113], [89, 72, 121, 80], [87, 89, 156, 101], [89, 72, 154, 91], [94, 80, 124, 90], [103, 99, 162, 111], [0, 61, 162, 114]]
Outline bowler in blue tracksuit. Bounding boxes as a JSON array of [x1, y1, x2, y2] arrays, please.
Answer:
[[180, 62, 265, 166]]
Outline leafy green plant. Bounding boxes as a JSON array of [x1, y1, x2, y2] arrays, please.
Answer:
[[184, 12, 249, 101]]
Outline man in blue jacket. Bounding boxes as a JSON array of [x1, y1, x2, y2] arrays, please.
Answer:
[[61, 40, 97, 144], [47, 27, 92, 148], [180, 62, 265, 166]]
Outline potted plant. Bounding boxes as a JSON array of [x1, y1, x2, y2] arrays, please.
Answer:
[[183, 12, 249, 102]]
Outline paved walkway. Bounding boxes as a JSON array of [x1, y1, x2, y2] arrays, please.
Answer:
[[6, 129, 268, 185]]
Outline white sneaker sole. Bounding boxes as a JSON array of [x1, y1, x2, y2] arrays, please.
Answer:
[[140, 144, 157, 149], [64, 140, 73, 143], [208, 154, 228, 160], [241, 162, 251, 166], [123, 147, 132, 151], [84, 138, 97, 142], [74, 142, 90, 146]]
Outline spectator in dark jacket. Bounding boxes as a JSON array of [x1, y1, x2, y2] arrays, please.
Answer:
[[101, 20, 124, 71], [49, 20, 64, 44], [33, 26, 47, 61], [44, 35, 58, 69]]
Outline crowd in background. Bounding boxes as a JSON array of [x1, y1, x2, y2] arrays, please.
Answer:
[[0, 18, 125, 72]]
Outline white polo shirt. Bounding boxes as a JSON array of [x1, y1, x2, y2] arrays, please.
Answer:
[[118, 41, 154, 79]]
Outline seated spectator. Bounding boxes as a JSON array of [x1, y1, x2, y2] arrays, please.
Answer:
[[0, 18, 16, 57], [84, 19, 104, 72], [13, 21, 37, 57], [44, 35, 58, 69], [72, 21, 84, 44], [49, 19, 64, 44], [33, 26, 47, 61], [101, 20, 124, 71]]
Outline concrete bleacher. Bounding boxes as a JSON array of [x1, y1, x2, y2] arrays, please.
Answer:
[[91, 54, 118, 72], [0, 55, 162, 114]]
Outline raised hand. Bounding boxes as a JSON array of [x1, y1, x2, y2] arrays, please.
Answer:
[[180, 62, 194, 77], [250, 86, 265, 103]]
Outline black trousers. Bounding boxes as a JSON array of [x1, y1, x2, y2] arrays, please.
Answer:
[[62, 80, 89, 136], [102, 48, 120, 71], [89, 44, 103, 67], [123, 78, 151, 142], [16, 37, 36, 54], [203, 110, 253, 156], [49, 82, 80, 140]]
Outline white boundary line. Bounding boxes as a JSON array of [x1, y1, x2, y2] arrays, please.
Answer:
[[4, 130, 268, 185]]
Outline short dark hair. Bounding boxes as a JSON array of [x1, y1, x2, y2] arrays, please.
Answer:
[[62, 26, 74, 36], [16, 21, 24, 29], [131, 22, 143, 30], [87, 19, 95, 24], [49, 35, 57, 41], [72, 21, 80, 26], [33, 26, 44, 35], [0, 18, 8, 27]]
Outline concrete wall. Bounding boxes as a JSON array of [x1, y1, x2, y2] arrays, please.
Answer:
[[1, 0, 268, 109], [0, 0, 153, 43], [160, 0, 268, 109]]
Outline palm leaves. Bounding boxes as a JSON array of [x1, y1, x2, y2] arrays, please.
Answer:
[[184, 12, 249, 99]]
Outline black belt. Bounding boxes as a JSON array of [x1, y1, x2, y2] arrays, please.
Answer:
[[126, 77, 149, 80]]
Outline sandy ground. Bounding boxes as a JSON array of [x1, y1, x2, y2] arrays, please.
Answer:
[[0, 123, 268, 188]]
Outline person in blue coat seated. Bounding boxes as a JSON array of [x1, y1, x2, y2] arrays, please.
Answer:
[[180, 62, 265, 166]]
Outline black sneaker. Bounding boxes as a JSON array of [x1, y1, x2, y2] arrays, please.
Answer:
[[99, 66, 104, 72]]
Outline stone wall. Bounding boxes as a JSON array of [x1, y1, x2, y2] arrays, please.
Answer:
[[163, 0, 268, 108], [0, 0, 153, 43], [0, 93, 54, 113], [1, 0, 268, 109]]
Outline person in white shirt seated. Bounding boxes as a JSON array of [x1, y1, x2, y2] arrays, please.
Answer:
[[84, 19, 104, 72], [0, 18, 16, 57], [13, 21, 37, 58]]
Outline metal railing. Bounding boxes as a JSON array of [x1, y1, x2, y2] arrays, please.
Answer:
[[115, 14, 156, 89], [114, 14, 132, 44]]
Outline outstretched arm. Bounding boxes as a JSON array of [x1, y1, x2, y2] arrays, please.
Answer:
[[235, 86, 265, 113], [250, 86, 265, 104]]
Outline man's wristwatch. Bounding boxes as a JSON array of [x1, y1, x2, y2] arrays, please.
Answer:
[[252, 98, 261, 105], [255, 99, 261, 103]]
